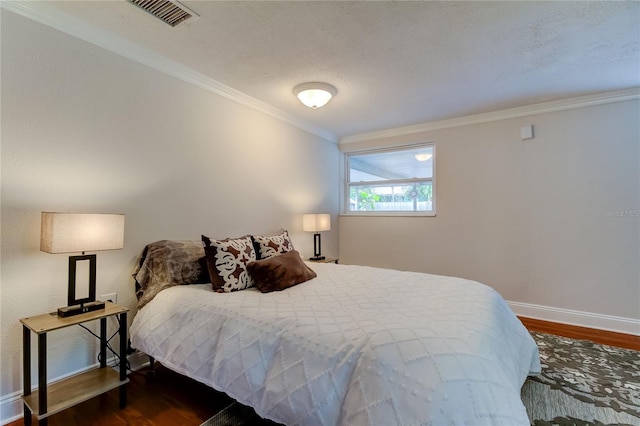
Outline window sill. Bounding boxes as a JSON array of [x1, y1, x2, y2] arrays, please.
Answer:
[[340, 211, 436, 217]]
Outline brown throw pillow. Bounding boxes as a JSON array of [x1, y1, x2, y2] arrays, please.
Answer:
[[247, 250, 317, 293], [202, 234, 257, 293]]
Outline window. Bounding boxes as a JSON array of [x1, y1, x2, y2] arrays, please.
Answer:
[[345, 143, 435, 215]]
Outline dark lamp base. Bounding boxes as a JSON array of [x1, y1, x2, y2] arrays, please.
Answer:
[[309, 255, 326, 261], [58, 300, 106, 317]]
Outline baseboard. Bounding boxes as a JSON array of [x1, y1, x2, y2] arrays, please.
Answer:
[[508, 301, 640, 336], [0, 352, 149, 425], [0, 392, 22, 425]]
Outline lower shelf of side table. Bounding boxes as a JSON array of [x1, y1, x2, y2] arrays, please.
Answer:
[[22, 367, 129, 420]]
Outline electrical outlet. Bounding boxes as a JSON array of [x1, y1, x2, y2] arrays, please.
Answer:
[[101, 293, 117, 304]]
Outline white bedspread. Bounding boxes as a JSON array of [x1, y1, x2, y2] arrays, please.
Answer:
[[131, 262, 540, 425]]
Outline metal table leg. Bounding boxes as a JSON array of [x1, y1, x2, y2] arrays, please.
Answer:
[[119, 312, 128, 409], [38, 333, 47, 425], [23, 325, 32, 426]]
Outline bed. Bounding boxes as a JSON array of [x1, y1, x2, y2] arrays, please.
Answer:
[[130, 237, 540, 425]]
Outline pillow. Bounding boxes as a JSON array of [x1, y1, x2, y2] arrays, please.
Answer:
[[246, 250, 316, 293], [133, 240, 209, 308], [202, 234, 257, 292], [252, 229, 294, 260]]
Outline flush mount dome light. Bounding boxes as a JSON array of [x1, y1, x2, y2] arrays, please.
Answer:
[[415, 153, 432, 162], [293, 82, 337, 109]]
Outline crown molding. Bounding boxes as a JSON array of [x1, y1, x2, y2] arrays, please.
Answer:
[[1, 1, 338, 143], [340, 87, 640, 145]]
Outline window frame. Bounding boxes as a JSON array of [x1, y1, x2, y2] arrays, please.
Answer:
[[343, 142, 436, 217]]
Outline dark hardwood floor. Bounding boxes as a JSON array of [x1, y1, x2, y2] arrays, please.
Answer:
[[8, 318, 639, 426], [11, 364, 234, 426]]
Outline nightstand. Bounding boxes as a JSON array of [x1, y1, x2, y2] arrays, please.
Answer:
[[20, 302, 129, 425], [308, 257, 339, 264]]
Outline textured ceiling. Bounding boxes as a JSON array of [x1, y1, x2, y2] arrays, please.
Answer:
[[9, 1, 640, 140]]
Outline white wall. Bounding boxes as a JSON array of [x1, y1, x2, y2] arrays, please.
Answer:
[[0, 10, 339, 418], [339, 99, 639, 328]]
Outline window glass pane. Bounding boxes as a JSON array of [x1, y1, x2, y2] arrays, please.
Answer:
[[349, 145, 433, 182], [349, 181, 433, 212]]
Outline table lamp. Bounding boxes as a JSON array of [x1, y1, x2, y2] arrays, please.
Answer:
[[302, 213, 330, 260], [40, 212, 125, 317]]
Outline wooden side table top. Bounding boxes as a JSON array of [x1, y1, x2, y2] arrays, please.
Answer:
[[21, 302, 128, 334]]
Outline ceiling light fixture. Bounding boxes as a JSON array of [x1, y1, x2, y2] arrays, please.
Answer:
[[415, 153, 432, 162], [293, 82, 337, 109]]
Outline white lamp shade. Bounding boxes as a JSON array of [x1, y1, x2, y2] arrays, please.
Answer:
[[302, 213, 331, 232], [293, 83, 337, 109], [41, 212, 125, 253]]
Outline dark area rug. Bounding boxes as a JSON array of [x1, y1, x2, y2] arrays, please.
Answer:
[[201, 332, 640, 426], [523, 331, 639, 426]]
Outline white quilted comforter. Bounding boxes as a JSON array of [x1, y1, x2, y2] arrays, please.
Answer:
[[131, 263, 540, 425]]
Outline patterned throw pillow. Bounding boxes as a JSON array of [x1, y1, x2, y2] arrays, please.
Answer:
[[202, 234, 257, 292], [252, 229, 294, 260]]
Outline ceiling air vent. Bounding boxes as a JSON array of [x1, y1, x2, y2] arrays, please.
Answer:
[[128, 0, 199, 28]]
